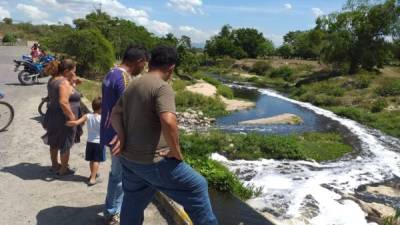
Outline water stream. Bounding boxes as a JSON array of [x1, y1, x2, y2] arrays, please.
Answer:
[[210, 84, 400, 225]]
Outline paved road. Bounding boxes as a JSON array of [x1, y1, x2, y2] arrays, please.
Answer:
[[0, 46, 171, 225]]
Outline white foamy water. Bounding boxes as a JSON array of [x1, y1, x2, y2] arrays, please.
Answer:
[[211, 87, 400, 225]]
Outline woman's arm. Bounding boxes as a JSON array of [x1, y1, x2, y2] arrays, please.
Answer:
[[65, 114, 87, 127], [59, 80, 76, 121]]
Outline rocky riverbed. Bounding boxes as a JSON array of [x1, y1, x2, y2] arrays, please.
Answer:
[[177, 108, 216, 132]]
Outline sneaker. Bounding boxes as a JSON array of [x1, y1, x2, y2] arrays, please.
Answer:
[[105, 214, 120, 225]]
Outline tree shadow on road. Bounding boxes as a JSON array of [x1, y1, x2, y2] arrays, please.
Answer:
[[5, 82, 46, 86], [4, 82, 25, 86], [0, 162, 87, 183], [36, 204, 104, 225]]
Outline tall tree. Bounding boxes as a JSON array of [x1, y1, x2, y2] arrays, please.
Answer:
[[2, 17, 12, 25], [319, 0, 400, 73]]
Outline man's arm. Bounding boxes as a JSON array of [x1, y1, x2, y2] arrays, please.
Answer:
[[159, 112, 183, 160], [110, 99, 125, 155]]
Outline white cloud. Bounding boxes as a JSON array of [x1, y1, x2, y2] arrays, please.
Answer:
[[0, 6, 10, 20], [311, 7, 324, 17], [284, 3, 292, 10], [265, 34, 283, 46], [16, 4, 48, 21], [178, 26, 215, 43], [167, 0, 203, 14], [149, 20, 173, 35], [19, 0, 172, 35], [33, 0, 60, 8], [59, 16, 73, 25]]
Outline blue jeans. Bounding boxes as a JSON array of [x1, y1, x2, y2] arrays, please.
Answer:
[[104, 153, 124, 217], [120, 157, 218, 225]]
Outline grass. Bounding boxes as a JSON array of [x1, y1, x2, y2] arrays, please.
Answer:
[[179, 130, 352, 200], [330, 106, 400, 138], [76, 78, 102, 101], [175, 90, 228, 117], [181, 131, 353, 162], [185, 157, 260, 200]]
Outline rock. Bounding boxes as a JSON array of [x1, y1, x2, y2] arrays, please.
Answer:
[[176, 109, 215, 132], [342, 194, 398, 225], [239, 113, 304, 125], [366, 185, 400, 199]]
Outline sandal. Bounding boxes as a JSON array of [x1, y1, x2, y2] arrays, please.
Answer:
[[55, 168, 76, 178], [49, 164, 61, 173], [87, 178, 102, 187]]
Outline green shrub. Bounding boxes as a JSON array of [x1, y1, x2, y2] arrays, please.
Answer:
[[376, 79, 400, 96], [246, 76, 259, 83], [217, 85, 234, 99], [309, 82, 345, 97], [2, 33, 16, 43], [371, 98, 388, 113], [216, 56, 236, 68], [46, 29, 115, 79], [202, 76, 222, 86], [250, 61, 272, 75], [331, 106, 376, 123], [354, 74, 372, 89], [270, 66, 294, 79], [181, 131, 352, 162], [175, 90, 227, 117], [185, 157, 257, 199], [172, 79, 189, 91]]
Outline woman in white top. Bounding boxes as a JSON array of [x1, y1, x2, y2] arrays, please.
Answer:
[[67, 97, 105, 186]]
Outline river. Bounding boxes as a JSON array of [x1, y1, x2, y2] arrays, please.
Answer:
[[210, 84, 400, 225]]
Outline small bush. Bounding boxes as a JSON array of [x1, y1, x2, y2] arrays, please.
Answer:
[[2, 33, 16, 43], [175, 90, 227, 117], [172, 79, 189, 91], [354, 74, 372, 89], [250, 61, 272, 75], [217, 85, 234, 99], [270, 66, 294, 80], [246, 76, 259, 83], [45, 29, 115, 79], [216, 56, 235, 68], [202, 76, 222, 86], [331, 107, 376, 123], [376, 79, 400, 96], [371, 98, 388, 113], [310, 82, 345, 97]]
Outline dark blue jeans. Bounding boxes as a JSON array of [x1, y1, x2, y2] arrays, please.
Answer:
[[120, 156, 218, 225]]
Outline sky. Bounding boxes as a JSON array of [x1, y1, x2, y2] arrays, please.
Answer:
[[0, 0, 347, 46]]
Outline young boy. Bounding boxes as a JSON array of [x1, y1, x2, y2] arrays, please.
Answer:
[[67, 97, 105, 186]]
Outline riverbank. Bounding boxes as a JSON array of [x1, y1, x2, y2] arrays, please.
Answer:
[[200, 59, 400, 139]]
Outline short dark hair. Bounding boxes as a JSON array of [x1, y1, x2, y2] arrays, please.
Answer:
[[149, 45, 178, 68], [92, 97, 102, 112], [122, 44, 149, 63]]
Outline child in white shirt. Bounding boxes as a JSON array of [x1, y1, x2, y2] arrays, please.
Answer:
[[67, 97, 105, 186]]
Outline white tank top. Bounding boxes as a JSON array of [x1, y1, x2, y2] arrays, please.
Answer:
[[86, 113, 101, 143]]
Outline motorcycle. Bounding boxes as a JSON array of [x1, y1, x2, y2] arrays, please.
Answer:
[[0, 92, 14, 132], [14, 55, 55, 85]]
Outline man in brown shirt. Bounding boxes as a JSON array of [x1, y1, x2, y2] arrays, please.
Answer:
[[111, 46, 217, 225]]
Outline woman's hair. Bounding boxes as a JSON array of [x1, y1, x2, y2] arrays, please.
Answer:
[[92, 97, 102, 112], [58, 59, 76, 75], [44, 60, 60, 77], [44, 59, 76, 78]]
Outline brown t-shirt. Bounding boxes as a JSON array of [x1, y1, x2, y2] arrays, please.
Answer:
[[118, 73, 176, 164]]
